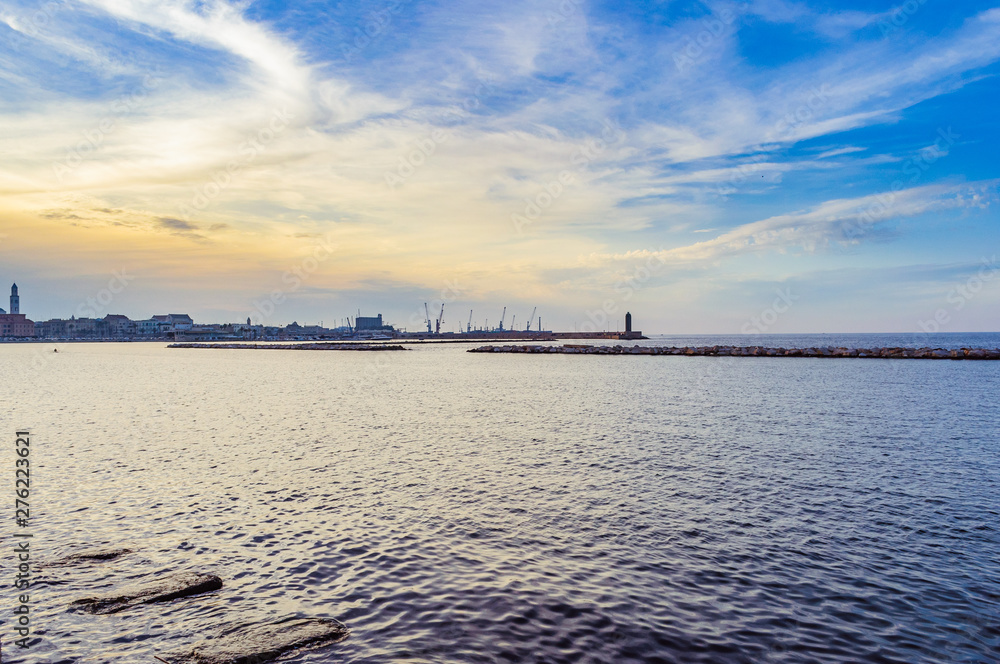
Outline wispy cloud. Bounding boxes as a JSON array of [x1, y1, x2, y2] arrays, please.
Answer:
[[592, 181, 998, 265]]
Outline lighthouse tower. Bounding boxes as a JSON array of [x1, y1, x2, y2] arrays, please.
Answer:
[[10, 283, 19, 315]]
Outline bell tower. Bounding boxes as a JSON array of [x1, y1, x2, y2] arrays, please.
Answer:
[[10, 283, 19, 315]]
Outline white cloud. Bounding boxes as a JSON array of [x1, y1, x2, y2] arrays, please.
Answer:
[[816, 146, 866, 159], [590, 181, 998, 268]]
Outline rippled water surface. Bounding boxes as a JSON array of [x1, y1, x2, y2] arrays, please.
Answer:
[[1, 335, 999, 663]]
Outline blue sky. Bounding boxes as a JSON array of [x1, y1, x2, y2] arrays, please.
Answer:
[[0, 0, 998, 333]]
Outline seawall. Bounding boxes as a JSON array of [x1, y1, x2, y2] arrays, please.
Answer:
[[468, 344, 1000, 359]]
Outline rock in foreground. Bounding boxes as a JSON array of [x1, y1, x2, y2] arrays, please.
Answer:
[[72, 572, 223, 614], [164, 617, 350, 664]]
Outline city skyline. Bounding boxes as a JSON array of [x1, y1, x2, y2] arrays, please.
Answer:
[[0, 278, 559, 334], [1, 278, 649, 339], [1, 1, 999, 333]]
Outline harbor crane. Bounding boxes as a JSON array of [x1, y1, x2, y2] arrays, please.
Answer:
[[526, 307, 536, 331], [467, 310, 473, 333], [511, 314, 516, 331], [435, 303, 445, 334], [498, 306, 506, 332], [424, 303, 432, 333]]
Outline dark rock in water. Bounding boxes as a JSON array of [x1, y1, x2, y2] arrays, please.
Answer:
[[72, 572, 222, 614], [46, 547, 134, 567], [37, 548, 136, 585], [164, 617, 350, 663], [64, 547, 134, 563]]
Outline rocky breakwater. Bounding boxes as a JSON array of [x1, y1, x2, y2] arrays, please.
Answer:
[[468, 344, 1000, 359], [169, 342, 407, 351]]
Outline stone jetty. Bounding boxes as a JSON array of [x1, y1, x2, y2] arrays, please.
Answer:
[[164, 617, 350, 664], [468, 344, 1000, 359], [72, 572, 223, 614], [169, 342, 407, 351]]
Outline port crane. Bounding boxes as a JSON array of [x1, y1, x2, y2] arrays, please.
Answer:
[[498, 306, 506, 332], [511, 314, 516, 331], [435, 303, 445, 334], [467, 310, 473, 333], [424, 303, 433, 333], [526, 307, 536, 331]]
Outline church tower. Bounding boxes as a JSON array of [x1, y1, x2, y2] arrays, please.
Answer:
[[10, 283, 19, 315]]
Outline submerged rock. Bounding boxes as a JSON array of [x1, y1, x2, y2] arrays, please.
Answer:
[[36, 548, 136, 585], [46, 547, 134, 567], [64, 548, 134, 563], [72, 571, 222, 614], [165, 617, 350, 664]]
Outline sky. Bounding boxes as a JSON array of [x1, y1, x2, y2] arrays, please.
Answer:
[[1, 0, 999, 334]]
